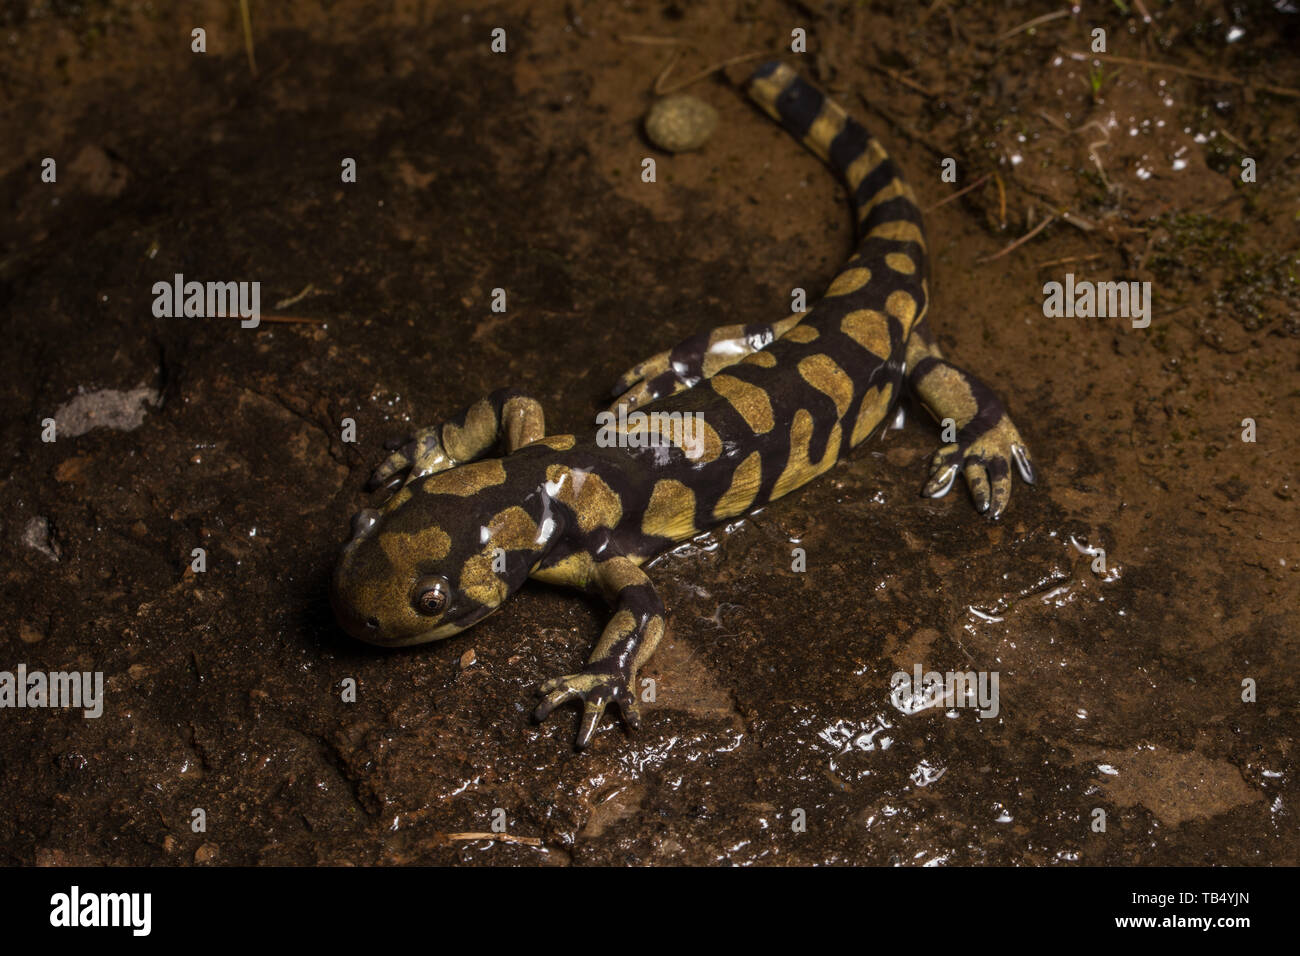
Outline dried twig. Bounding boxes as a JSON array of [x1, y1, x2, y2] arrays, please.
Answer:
[[655, 50, 772, 96], [653, 49, 684, 95], [865, 62, 939, 98], [259, 314, 327, 325], [1063, 50, 1300, 99], [924, 170, 993, 212], [996, 9, 1071, 43], [979, 215, 1056, 263], [273, 283, 319, 310], [1036, 252, 1104, 268], [239, 0, 257, 78], [445, 832, 543, 846], [1036, 109, 1069, 132], [1061, 211, 1096, 232], [1217, 127, 1249, 151], [619, 34, 690, 46]]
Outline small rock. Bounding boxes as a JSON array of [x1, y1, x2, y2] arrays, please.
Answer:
[[195, 843, 220, 864], [53, 385, 159, 438], [645, 94, 718, 153], [19, 622, 44, 644], [22, 517, 60, 562], [54, 455, 90, 483], [68, 144, 130, 198], [459, 648, 477, 669]]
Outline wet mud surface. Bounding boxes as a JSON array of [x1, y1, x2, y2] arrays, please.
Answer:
[[1, 1, 1296, 865]]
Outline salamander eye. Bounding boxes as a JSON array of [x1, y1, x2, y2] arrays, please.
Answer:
[[412, 575, 451, 616]]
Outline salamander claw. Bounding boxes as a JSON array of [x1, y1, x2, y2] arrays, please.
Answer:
[[923, 456, 961, 498], [1010, 442, 1036, 484], [610, 380, 660, 414], [922, 416, 1035, 519], [534, 670, 641, 750], [610, 354, 664, 397], [365, 426, 456, 495], [610, 355, 696, 412], [610, 329, 714, 412]]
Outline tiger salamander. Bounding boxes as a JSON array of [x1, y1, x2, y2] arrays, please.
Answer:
[[331, 62, 1036, 748]]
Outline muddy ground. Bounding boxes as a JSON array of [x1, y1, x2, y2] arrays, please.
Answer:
[[0, 0, 1296, 866]]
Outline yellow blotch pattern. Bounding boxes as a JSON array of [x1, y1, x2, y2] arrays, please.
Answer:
[[772, 409, 842, 500], [380, 523, 451, 566], [546, 465, 623, 532], [868, 220, 925, 245], [502, 395, 546, 450], [423, 459, 507, 497], [840, 309, 892, 358], [641, 478, 697, 541], [743, 350, 777, 368], [531, 551, 594, 589], [783, 324, 820, 344], [442, 399, 499, 461], [845, 140, 890, 192], [712, 451, 763, 520], [592, 609, 638, 659], [885, 289, 917, 329], [797, 353, 855, 418], [525, 433, 576, 451], [460, 551, 507, 607], [864, 177, 908, 208], [487, 506, 540, 551], [596, 555, 652, 595], [620, 412, 723, 463], [710, 374, 774, 434], [748, 66, 798, 124], [826, 267, 873, 297], [632, 614, 666, 671], [380, 485, 414, 514], [803, 104, 847, 162], [851, 384, 893, 446], [884, 252, 916, 274], [678, 417, 722, 463]]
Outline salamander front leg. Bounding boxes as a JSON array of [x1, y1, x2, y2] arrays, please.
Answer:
[[534, 556, 666, 750], [366, 387, 547, 497]]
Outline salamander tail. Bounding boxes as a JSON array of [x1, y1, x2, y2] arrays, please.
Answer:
[[746, 61, 922, 243]]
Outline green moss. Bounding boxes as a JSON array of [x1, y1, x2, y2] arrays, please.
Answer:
[[1149, 213, 1299, 331]]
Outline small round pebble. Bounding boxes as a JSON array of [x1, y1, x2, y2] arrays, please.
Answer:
[[644, 94, 718, 153]]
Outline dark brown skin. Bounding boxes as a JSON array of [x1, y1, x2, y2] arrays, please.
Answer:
[[331, 62, 1035, 749]]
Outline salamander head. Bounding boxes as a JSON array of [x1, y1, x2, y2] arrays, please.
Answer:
[[331, 465, 555, 647]]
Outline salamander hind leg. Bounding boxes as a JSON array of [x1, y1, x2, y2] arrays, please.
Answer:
[[610, 315, 803, 411], [533, 555, 666, 750], [366, 387, 547, 497], [906, 324, 1036, 518]]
